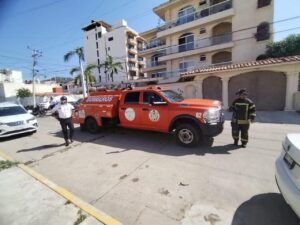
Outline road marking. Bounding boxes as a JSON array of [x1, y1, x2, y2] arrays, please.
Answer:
[[0, 150, 123, 225]]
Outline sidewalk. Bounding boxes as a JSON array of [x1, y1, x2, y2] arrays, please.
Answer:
[[0, 156, 105, 225], [225, 111, 300, 125]]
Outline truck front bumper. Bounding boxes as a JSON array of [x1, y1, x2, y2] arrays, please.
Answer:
[[199, 122, 224, 137]]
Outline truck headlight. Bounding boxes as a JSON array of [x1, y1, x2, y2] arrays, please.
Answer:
[[203, 108, 221, 124]]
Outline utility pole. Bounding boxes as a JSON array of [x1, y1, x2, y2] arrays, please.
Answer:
[[28, 46, 42, 108]]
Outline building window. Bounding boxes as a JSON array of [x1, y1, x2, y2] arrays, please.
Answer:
[[95, 33, 97, 40], [96, 42, 98, 48], [108, 37, 113, 41], [177, 6, 196, 25], [256, 22, 270, 41], [258, 0, 271, 8], [151, 54, 159, 67], [199, 0, 207, 6], [179, 60, 195, 72], [98, 32, 102, 38], [86, 36, 88, 40], [200, 55, 206, 61], [97, 51, 99, 57], [107, 47, 110, 51], [97, 59, 101, 73], [178, 33, 194, 52], [200, 28, 206, 34]]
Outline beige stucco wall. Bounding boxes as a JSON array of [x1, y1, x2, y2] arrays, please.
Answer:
[[161, 62, 300, 110], [232, 0, 274, 62], [294, 92, 300, 111], [142, 0, 274, 76]]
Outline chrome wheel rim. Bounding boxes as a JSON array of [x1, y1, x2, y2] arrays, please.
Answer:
[[178, 129, 194, 144]]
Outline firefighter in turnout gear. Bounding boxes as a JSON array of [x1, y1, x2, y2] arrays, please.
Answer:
[[229, 88, 256, 148]]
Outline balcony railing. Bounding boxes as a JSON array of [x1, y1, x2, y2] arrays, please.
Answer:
[[146, 61, 166, 68], [158, 0, 232, 32], [150, 61, 233, 79], [158, 32, 232, 56], [143, 39, 166, 51]]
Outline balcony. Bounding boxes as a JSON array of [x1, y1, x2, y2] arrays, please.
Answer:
[[138, 58, 145, 65], [158, 32, 233, 61], [141, 61, 166, 73], [139, 39, 166, 56], [128, 65, 138, 71], [127, 38, 136, 45], [157, 0, 233, 37], [128, 47, 137, 54], [128, 56, 136, 63]]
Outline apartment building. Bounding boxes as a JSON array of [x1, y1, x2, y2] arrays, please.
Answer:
[[82, 20, 145, 84], [140, 0, 273, 83]]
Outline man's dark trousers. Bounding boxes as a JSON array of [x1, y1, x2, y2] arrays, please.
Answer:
[[59, 117, 74, 141], [231, 122, 250, 145]]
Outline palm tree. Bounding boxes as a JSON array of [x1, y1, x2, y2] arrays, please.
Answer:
[[69, 64, 97, 89], [64, 47, 87, 97], [102, 55, 123, 82]]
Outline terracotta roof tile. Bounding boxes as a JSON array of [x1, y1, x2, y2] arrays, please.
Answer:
[[181, 55, 300, 77]]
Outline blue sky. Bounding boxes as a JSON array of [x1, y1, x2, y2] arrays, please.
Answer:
[[0, 0, 299, 81]]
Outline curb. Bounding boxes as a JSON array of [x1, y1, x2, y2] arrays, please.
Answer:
[[0, 150, 123, 225]]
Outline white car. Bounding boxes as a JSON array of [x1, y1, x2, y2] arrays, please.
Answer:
[[0, 102, 38, 138], [275, 133, 300, 217]]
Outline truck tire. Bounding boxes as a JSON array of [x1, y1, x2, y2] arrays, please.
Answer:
[[85, 118, 99, 134], [175, 123, 200, 147]]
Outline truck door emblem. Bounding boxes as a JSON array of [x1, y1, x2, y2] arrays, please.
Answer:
[[149, 110, 160, 122], [125, 108, 135, 121]]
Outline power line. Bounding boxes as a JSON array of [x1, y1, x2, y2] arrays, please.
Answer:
[[13, 0, 71, 16]]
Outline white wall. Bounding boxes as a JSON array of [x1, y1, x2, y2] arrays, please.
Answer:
[[0, 83, 57, 102]]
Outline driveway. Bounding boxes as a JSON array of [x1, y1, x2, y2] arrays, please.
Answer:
[[0, 112, 299, 225]]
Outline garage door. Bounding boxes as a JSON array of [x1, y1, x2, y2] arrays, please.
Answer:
[[203, 76, 222, 101], [228, 71, 286, 110]]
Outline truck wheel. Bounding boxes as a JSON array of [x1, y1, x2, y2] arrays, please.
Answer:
[[85, 118, 99, 134], [175, 123, 200, 147]]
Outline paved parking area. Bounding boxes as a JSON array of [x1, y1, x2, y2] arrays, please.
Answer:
[[0, 113, 299, 225]]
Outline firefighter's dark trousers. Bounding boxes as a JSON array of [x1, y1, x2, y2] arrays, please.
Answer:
[[231, 122, 250, 145], [59, 117, 74, 142]]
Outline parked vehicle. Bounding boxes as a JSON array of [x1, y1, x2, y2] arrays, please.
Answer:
[[0, 102, 38, 138], [275, 133, 300, 217], [32, 104, 47, 117], [73, 87, 224, 147]]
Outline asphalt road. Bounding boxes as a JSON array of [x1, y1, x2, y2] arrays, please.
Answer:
[[0, 114, 300, 225]]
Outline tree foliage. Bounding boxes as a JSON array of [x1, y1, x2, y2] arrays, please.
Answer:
[[69, 64, 97, 86], [16, 88, 32, 98], [266, 34, 300, 58], [102, 55, 123, 82]]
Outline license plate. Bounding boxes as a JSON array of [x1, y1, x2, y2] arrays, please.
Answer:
[[284, 153, 295, 169]]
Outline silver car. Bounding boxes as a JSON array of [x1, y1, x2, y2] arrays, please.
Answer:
[[0, 102, 38, 138]]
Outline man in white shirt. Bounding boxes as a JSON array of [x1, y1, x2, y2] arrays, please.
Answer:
[[51, 96, 75, 146]]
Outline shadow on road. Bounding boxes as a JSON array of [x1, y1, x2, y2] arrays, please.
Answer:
[[49, 126, 241, 157], [231, 193, 300, 225], [0, 132, 34, 142], [17, 144, 65, 153]]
